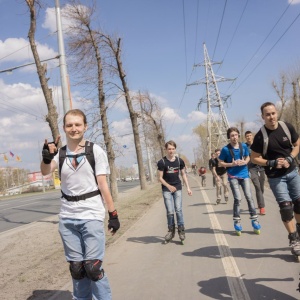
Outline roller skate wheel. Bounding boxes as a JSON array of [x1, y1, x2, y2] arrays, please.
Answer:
[[254, 229, 260, 235], [296, 255, 300, 263], [181, 240, 184, 245], [236, 231, 241, 236]]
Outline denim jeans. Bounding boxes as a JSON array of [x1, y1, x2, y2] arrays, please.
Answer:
[[59, 218, 112, 300], [229, 178, 257, 219], [268, 168, 300, 203], [249, 168, 265, 208], [162, 190, 184, 226]]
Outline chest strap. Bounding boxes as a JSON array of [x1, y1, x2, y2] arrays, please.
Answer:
[[61, 189, 100, 202]]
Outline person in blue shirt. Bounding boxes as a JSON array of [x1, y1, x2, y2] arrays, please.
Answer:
[[218, 127, 260, 235]]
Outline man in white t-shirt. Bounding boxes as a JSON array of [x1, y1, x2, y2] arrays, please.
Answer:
[[41, 109, 119, 300]]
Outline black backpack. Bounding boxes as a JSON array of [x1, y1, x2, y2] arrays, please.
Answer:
[[59, 140, 96, 183]]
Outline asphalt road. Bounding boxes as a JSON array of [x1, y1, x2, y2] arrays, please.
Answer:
[[0, 181, 140, 233], [104, 173, 300, 300]]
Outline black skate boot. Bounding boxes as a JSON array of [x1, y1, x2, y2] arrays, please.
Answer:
[[178, 225, 185, 245], [164, 225, 175, 244], [288, 231, 300, 262]]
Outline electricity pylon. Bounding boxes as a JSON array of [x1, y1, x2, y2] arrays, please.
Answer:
[[188, 43, 235, 155]]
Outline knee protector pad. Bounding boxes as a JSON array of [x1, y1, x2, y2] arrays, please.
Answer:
[[293, 198, 300, 214], [69, 261, 86, 280], [84, 259, 104, 281], [279, 201, 294, 222]]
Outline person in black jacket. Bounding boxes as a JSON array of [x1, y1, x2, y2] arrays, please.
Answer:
[[209, 152, 216, 187]]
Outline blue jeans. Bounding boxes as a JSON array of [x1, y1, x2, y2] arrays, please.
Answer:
[[59, 218, 112, 300], [162, 190, 184, 226], [229, 178, 257, 219], [268, 168, 300, 203]]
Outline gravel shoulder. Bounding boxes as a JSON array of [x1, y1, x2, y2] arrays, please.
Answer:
[[0, 183, 161, 300]]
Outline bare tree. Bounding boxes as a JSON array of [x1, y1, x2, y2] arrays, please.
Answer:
[[193, 123, 209, 166], [63, 0, 119, 200], [272, 75, 288, 120], [104, 37, 147, 190], [25, 0, 61, 145], [138, 91, 166, 158]]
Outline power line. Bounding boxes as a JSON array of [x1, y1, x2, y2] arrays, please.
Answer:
[[212, 0, 228, 60], [232, 0, 294, 83], [182, 0, 188, 84], [217, 0, 249, 71], [231, 9, 300, 95]]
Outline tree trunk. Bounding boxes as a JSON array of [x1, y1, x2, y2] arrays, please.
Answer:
[[26, 0, 61, 145], [109, 38, 147, 190]]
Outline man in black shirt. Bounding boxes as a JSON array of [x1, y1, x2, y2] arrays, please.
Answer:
[[251, 102, 300, 258], [157, 140, 192, 244], [209, 153, 216, 187]]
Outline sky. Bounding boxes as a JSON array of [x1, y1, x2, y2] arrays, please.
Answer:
[[0, 0, 300, 172]]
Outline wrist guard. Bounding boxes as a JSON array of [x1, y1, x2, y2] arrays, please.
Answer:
[[42, 142, 57, 164], [266, 159, 278, 168], [285, 156, 294, 165], [108, 210, 120, 233]]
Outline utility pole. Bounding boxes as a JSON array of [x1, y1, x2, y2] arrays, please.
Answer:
[[55, 0, 71, 114], [188, 43, 235, 154]]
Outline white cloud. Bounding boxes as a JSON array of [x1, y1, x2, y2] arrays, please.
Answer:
[[187, 110, 207, 123], [0, 38, 57, 65], [161, 107, 185, 123], [289, 0, 300, 4]]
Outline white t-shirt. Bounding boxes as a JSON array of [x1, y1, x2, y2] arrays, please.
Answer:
[[53, 142, 110, 221]]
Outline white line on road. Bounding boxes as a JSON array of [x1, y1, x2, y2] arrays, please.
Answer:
[[200, 184, 251, 300]]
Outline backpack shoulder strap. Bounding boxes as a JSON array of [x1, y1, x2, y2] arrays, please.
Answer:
[[85, 141, 95, 174], [278, 121, 293, 148], [227, 143, 243, 160], [59, 145, 67, 179], [227, 143, 234, 160], [260, 125, 268, 158], [239, 142, 244, 159]]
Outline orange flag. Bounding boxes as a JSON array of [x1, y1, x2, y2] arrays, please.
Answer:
[[16, 155, 22, 162], [3, 154, 8, 163]]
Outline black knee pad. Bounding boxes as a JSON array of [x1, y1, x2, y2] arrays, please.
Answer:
[[69, 261, 86, 280], [293, 198, 300, 214], [84, 259, 104, 281], [279, 201, 294, 222]]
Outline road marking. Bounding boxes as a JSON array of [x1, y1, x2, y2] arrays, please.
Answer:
[[0, 200, 47, 212], [200, 185, 251, 300]]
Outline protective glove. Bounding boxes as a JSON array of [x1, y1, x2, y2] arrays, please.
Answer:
[[42, 142, 58, 164], [285, 155, 294, 165], [108, 210, 120, 233], [266, 159, 278, 168]]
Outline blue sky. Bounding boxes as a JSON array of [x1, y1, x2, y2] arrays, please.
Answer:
[[0, 0, 300, 171]]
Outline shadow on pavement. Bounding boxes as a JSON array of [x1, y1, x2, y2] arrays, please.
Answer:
[[198, 276, 296, 300], [127, 235, 164, 244], [182, 245, 294, 262], [26, 290, 72, 300]]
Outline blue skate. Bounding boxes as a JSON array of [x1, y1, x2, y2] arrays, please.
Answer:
[[234, 220, 242, 236], [251, 219, 261, 235]]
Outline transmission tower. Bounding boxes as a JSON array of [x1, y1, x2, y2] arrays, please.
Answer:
[[188, 43, 235, 155]]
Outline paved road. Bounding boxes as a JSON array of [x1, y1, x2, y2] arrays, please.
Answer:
[[0, 181, 140, 233], [104, 173, 300, 299]]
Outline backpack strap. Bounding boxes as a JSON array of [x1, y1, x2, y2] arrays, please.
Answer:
[[227, 143, 243, 160], [58, 141, 97, 183], [59, 145, 67, 180]]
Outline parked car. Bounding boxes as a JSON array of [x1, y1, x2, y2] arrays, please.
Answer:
[[125, 176, 133, 182]]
